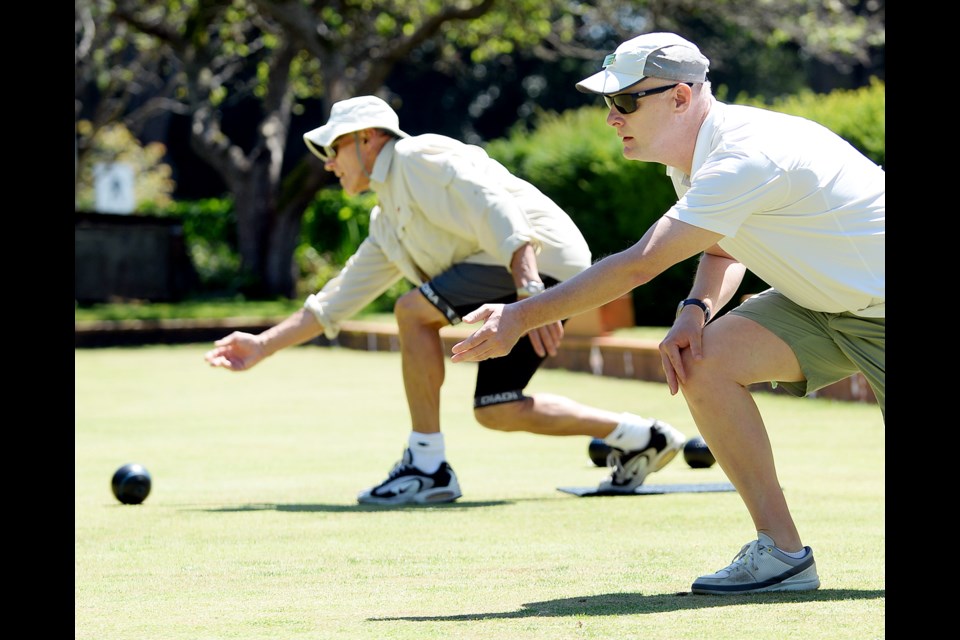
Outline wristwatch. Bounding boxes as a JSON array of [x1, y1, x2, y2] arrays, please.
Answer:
[[517, 281, 546, 299], [676, 298, 711, 323]]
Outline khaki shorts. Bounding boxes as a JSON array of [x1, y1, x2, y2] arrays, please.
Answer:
[[728, 289, 885, 418]]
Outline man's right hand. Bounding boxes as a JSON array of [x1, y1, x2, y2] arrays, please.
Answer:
[[204, 332, 267, 372], [451, 303, 524, 362]]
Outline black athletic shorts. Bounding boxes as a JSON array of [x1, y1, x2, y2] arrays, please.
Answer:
[[418, 263, 561, 409]]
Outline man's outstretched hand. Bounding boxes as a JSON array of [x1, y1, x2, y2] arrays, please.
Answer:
[[204, 332, 267, 371], [451, 303, 529, 362]]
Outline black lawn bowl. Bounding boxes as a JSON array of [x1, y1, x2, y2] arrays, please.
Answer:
[[111, 463, 152, 505], [588, 438, 613, 467], [683, 436, 716, 469]]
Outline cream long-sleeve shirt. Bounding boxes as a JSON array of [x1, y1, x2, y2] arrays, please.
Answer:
[[305, 134, 592, 339]]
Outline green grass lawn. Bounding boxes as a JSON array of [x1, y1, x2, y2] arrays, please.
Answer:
[[75, 344, 885, 640]]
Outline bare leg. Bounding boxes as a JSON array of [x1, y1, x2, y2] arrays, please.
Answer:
[[394, 289, 450, 434], [475, 393, 626, 439], [473, 388, 685, 492], [679, 314, 806, 552], [395, 290, 635, 442]]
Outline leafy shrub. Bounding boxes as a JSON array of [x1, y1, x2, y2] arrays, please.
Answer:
[[156, 198, 255, 293]]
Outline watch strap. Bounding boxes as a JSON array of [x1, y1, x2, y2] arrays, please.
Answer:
[[677, 298, 710, 323], [517, 281, 546, 299]]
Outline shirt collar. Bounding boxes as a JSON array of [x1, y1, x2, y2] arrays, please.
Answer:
[[370, 138, 398, 186], [690, 98, 722, 178]]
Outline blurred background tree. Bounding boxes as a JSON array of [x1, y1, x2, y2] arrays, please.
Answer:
[[75, 0, 884, 299]]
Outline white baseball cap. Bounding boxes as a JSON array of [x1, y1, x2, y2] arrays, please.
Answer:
[[303, 96, 410, 160], [576, 32, 709, 95]]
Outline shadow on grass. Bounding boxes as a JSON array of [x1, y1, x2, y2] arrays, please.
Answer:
[[369, 589, 885, 620], [198, 500, 512, 512]]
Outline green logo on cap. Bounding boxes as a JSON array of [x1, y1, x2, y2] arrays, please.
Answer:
[[602, 54, 617, 68]]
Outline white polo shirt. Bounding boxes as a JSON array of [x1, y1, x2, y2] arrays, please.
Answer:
[[305, 135, 592, 338], [665, 101, 885, 318]]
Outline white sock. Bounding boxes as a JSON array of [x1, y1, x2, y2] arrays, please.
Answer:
[[408, 432, 445, 473], [780, 548, 809, 559], [602, 413, 655, 451]]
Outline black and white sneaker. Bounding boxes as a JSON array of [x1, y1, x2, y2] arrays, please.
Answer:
[[598, 421, 686, 492], [357, 448, 462, 505]]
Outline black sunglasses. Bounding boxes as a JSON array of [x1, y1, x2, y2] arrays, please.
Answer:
[[603, 83, 693, 115], [316, 133, 359, 162]]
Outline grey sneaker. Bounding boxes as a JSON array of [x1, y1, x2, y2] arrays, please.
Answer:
[[357, 448, 462, 505], [598, 420, 686, 492], [692, 533, 821, 595]]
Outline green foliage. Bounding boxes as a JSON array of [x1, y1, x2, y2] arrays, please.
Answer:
[[155, 198, 256, 293], [300, 189, 379, 265]]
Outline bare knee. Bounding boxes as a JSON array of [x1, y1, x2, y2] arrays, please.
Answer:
[[393, 289, 423, 323], [394, 289, 445, 329], [680, 347, 729, 392], [679, 316, 802, 400], [474, 401, 528, 432]]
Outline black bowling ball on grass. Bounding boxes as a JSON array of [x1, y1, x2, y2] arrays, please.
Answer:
[[111, 463, 152, 504], [588, 438, 613, 467], [683, 437, 716, 469]]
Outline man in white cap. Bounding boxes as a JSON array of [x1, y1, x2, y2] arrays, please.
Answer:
[[451, 33, 884, 595], [204, 95, 686, 505]]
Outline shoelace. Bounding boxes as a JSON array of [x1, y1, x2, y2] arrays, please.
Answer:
[[723, 540, 762, 574], [384, 460, 416, 480]]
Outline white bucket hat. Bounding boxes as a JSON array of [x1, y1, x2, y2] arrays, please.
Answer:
[[303, 96, 410, 160], [576, 32, 709, 95]]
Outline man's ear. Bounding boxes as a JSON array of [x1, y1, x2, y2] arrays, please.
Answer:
[[674, 84, 693, 111]]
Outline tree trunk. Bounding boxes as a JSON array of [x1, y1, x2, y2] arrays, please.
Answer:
[[228, 160, 273, 297], [229, 155, 333, 299], [264, 201, 301, 299]]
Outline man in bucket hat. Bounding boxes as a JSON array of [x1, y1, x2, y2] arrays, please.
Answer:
[[204, 95, 686, 505], [451, 33, 884, 595]]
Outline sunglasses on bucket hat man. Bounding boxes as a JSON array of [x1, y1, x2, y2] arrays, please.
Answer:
[[603, 82, 694, 115], [315, 132, 360, 162]]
